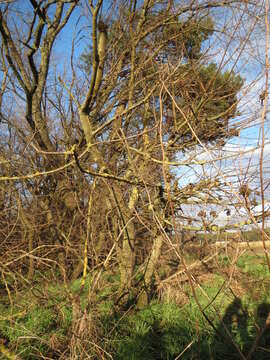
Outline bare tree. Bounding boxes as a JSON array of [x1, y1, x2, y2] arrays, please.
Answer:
[[0, 0, 269, 356]]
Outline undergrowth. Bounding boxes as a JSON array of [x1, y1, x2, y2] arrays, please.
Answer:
[[0, 254, 269, 359]]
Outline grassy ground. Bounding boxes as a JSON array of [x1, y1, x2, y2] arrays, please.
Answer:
[[195, 228, 270, 244], [0, 253, 269, 359]]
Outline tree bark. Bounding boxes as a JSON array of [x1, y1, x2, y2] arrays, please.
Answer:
[[137, 234, 163, 308]]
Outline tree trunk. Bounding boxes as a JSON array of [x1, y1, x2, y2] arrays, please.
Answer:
[[137, 234, 163, 308], [117, 186, 138, 294], [117, 221, 135, 292]]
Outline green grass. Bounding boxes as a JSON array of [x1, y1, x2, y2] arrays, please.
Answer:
[[237, 254, 269, 278], [195, 228, 270, 243], [114, 302, 193, 360], [0, 305, 58, 359], [0, 254, 270, 359]]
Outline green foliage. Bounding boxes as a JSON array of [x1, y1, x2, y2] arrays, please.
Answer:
[[197, 64, 243, 123], [237, 255, 269, 278], [98, 299, 114, 316], [167, 62, 243, 145], [158, 16, 244, 145], [0, 305, 57, 359], [1, 257, 269, 359], [115, 302, 192, 360], [0, 278, 77, 359], [218, 255, 230, 265], [113, 294, 270, 360], [80, 10, 243, 146], [209, 298, 270, 360], [162, 17, 214, 60]]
